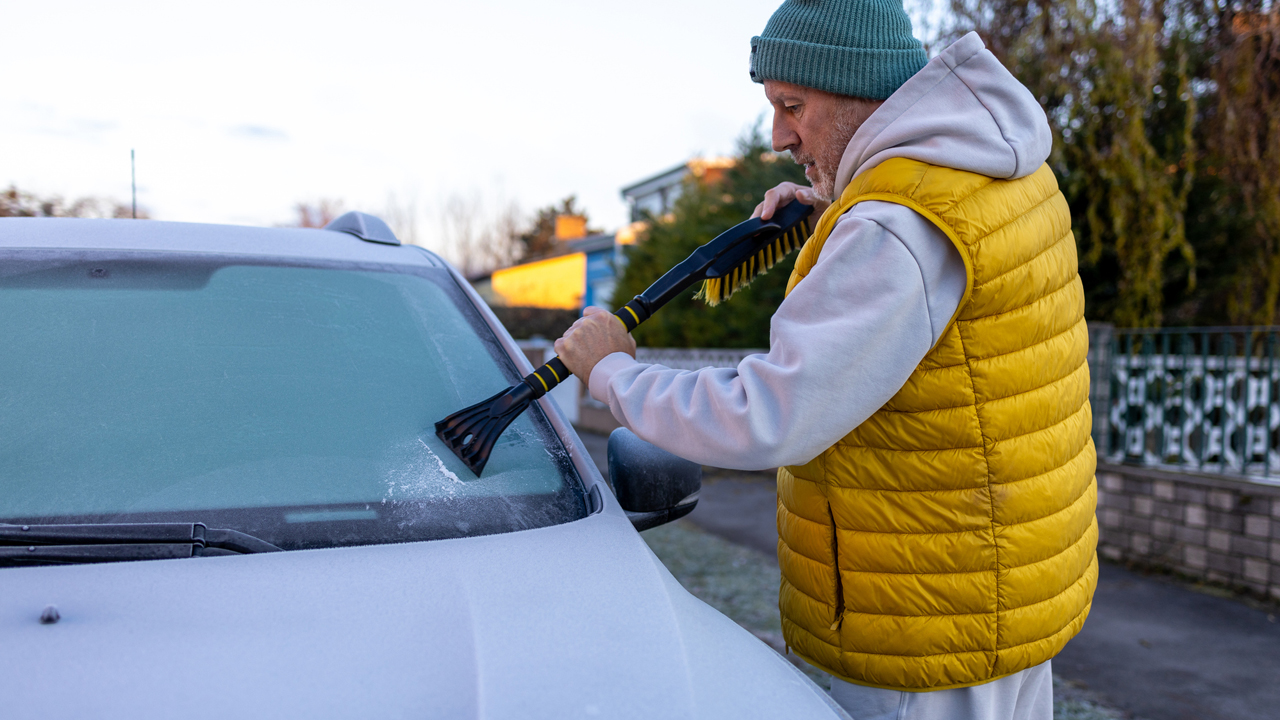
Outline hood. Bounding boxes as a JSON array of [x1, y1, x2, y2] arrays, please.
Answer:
[[834, 31, 1054, 198], [0, 514, 843, 720]]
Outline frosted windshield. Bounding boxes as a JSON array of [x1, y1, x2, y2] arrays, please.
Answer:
[[0, 253, 585, 547]]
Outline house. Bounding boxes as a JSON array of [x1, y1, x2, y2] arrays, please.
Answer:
[[477, 157, 733, 318], [620, 157, 735, 222]]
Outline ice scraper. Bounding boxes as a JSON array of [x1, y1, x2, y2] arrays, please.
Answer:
[[436, 199, 815, 476]]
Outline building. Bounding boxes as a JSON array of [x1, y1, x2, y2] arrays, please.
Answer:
[[576, 232, 621, 309], [620, 157, 735, 222], [489, 252, 587, 310], [475, 157, 732, 319], [482, 230, 628, 311]]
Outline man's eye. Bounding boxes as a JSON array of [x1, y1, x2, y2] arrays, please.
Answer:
[[786, 105, 801, 114]]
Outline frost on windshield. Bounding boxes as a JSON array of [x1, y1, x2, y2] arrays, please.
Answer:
[[380, 428, 563, 502], [377, 424, 571, 537], [425, 439, 463, 484], [1, 258, 585, 542]]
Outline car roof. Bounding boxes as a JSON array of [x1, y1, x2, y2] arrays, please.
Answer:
[[0, 217, 448, 269]]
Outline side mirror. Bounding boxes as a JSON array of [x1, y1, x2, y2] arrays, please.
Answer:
[[607, 428, 701, 532]]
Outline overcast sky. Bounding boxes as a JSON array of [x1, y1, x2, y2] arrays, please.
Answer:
[[2, 0, 938, 258]]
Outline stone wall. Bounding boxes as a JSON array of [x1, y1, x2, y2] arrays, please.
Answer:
[[1096, 462, 1280, 601]]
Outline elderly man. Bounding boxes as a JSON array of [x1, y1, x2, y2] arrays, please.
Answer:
[[555, 1, 1097, 718]]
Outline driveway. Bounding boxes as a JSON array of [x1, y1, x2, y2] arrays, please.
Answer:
[[1053, 564, 1280, 720], [578, 430, 1280, 720]]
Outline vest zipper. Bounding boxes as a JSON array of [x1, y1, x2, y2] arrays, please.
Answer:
[[827, 503, 845, 635]]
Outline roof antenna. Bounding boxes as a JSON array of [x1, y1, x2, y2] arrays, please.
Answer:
[[130, 149, 137, 219]]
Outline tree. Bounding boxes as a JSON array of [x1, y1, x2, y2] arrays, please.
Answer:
[[610, 126, 808, 348], [518, 196, 601, 259], [431, 193, 601, 277], [436, 191, 524, 277], [289, 199, 345, 228], [948, 0, 1280, 327], [1, 185, 145, 219], [1207, 5, 1280, 324]]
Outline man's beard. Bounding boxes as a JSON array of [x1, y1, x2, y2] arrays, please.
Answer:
[[793, 101, 876, 202]]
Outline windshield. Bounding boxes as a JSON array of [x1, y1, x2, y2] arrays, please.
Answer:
[[0, 250, 586, 552]]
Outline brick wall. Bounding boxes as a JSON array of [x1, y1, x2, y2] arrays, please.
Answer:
[[1096, 462, 1280, 600]]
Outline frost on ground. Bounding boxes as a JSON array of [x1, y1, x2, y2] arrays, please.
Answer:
[[642, 519, 1125, 720], [1054, 676, 1126, 720], [641, 519, 827, 687]]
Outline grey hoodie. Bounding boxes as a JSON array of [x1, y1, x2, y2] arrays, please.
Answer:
[[588, 33, 1054, 470]]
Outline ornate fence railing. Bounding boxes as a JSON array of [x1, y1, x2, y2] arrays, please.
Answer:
[[1098, 325, 1280, 484], [615, 331, 1280, 485]]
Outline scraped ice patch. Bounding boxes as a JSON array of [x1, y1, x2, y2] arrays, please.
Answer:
[[423, 438, 462, 483], [380, 436, 467, 502]]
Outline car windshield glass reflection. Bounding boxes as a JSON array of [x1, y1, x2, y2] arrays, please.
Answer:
[[0, 254, 586, 552]]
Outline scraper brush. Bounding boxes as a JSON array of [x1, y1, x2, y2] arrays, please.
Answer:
[[694, 203, 812, 306], [436, 199, 815, 476]]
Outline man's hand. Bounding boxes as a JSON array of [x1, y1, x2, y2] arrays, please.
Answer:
[[554, 306, 637, 384], [752, 181, 830, 221]]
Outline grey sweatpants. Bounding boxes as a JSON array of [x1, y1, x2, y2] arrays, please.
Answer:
[[826, 660, 1053, 720]]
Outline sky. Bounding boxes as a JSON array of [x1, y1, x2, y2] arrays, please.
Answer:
[[2, 0, 939, 260]]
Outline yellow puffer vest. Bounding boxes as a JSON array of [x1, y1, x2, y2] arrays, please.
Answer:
[[777, 158, 1098, 691]]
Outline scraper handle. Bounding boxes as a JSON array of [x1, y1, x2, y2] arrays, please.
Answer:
[[522, 299, 651, 398]]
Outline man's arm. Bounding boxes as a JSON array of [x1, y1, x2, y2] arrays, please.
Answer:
[[560, 201, 965, 470]]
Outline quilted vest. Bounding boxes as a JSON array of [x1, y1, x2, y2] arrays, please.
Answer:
[[777, 158, 1098, 691]]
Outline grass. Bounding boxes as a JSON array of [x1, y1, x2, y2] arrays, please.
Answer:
[[642, 519, 784, 645], [642, 519, 1126, 720]]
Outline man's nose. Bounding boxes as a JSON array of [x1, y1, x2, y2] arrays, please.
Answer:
[[771, 112, 798, 152]]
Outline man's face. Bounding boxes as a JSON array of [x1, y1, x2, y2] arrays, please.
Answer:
[[764, 80, 881, 202]]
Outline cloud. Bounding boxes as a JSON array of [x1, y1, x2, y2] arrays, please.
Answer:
[[228, 124, 289, 142], [3, 102, 119, 140]]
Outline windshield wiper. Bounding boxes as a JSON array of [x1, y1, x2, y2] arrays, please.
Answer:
[[0, 522, 281, 566]]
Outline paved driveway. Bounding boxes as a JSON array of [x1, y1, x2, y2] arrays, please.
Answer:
[[1053, 564, 1280, 720]]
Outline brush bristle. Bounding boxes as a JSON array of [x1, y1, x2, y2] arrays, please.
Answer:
[[694, 219, 811, 306]]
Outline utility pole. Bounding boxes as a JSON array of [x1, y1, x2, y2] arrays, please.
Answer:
[[131, 149, 137, 219]]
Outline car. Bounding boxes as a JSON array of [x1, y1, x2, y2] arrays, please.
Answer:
[[0, 213, 850, 719]]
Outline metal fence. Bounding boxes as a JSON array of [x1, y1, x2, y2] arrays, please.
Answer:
[[1097, 325, 1280, 484], [621, 332, 1280, 486]]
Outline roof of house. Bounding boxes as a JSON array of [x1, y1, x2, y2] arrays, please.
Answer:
[[619, 162, 690, 200], [563, 233, 617, 255]]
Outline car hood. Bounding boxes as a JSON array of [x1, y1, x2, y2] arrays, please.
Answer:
[[1, 512, 841, 719]]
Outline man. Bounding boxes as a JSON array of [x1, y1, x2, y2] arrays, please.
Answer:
[[555, 2, 1097, 718]]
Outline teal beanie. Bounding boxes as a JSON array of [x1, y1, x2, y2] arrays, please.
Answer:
[[750, 0, 928, 100]]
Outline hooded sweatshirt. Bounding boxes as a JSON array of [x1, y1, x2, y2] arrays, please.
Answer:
[[589, 33, 1054, 470]]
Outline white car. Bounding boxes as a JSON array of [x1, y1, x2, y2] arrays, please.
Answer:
[[0, 214, 848, 719]]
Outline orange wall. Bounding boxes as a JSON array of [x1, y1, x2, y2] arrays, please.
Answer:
[[490, 253, 586, 310]]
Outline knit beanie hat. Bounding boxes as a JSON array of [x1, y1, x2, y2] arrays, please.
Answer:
[[750, 0, 928, 100]]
